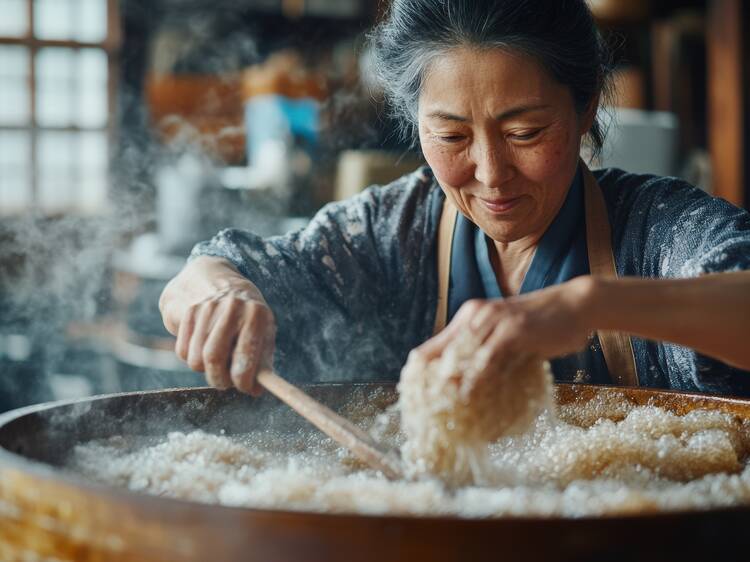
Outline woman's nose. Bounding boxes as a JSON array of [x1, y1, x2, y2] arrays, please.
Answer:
[[472, 141, 512, 188]]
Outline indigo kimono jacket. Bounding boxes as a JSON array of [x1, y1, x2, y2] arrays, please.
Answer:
[[192, 166, 750, 395]]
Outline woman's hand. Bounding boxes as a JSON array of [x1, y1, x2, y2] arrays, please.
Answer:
[[159, 256, 276, 395], [414, 270, 750, 384], [414, 275, 597, 365]]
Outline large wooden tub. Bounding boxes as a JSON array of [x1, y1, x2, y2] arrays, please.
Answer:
[[2, 383, 750, 562]]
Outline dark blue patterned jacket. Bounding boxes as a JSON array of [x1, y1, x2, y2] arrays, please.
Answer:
[[192, 167, 750, 394]]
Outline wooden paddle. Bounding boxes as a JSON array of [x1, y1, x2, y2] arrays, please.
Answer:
[[256, 369, 404, 480]]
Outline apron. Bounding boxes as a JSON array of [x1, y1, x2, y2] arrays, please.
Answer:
[[432, 163, 639, 387]]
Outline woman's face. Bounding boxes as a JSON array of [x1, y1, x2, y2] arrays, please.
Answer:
[[418, 47, 595, 243]]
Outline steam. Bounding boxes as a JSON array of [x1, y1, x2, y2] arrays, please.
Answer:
[[0, 13, 394, 413], [0, 213, 120, 407]]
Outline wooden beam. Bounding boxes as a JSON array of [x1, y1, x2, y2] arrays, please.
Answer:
[[27, 0, 37, 207], [0, 36, 119, 52], [707, 0, 744, 207]]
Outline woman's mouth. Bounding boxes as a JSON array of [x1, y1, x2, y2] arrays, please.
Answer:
[[478, 196, 523, 214]]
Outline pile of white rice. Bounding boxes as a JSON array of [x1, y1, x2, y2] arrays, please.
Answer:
[[67, 388, 750, 517], [397, 333, 553, 486]]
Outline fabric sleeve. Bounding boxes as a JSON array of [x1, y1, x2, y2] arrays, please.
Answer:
[[190, 169, 438, 383], [622, 174, 750, 393]]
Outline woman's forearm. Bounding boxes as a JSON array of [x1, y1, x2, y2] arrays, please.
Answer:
[[584, 271, 750, 370]]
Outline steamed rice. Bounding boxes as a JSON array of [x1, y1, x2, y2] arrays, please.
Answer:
[[67, 389, 750, 517], [398, 333, 553, 485]]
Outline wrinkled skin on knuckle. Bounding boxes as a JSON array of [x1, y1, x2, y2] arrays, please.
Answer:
[[481, 313, 521, 361], [490, 299, 506, 313], [464, 299, 484, 315], [246, 302, 275, 337], [174, 303, 196, 336], [253, 301, 274, 324], [187, 356, 204, 372], [478, 300, 504, 323], [508, 307, 531, 336], [203, 346, 225, 371], [476, 345, 500, 373], [267, 322, 278, 343], [203, 352, 230, 389], [205, 371, 228, 389], [221, 295, 243, 315], [186, 302, 201, 317], [233, 330, 264, 376], [230, 360, 251, 387], [158, 277, 179, 318]]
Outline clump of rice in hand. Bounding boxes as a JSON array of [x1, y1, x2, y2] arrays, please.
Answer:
[[398, 332, 554, 487]]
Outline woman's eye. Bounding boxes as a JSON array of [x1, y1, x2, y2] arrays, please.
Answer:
[[435, 134, 465, 143], [509, 129, 542, 141]]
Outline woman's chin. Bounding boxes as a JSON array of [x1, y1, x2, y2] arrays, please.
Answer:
[[477, 222, 530, 244], [473, 207, 535, 242]]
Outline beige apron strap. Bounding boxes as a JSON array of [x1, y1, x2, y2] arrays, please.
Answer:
[[433, 198, 458, 335], [582, 164, 639, 386], [432, 166, 638, 386]]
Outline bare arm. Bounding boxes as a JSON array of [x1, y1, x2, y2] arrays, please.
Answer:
[[417, 174, 750, 392], [586, 271, 750, 371], [415, 271, 750, 381]]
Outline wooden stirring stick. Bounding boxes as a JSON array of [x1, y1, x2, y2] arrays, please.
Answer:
[[256, 370, 403, 480]]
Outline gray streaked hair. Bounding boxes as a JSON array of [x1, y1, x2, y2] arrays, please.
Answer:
[[367, 0, 614, 156]]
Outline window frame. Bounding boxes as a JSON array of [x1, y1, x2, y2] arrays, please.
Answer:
[[0, 0, 120, 215]]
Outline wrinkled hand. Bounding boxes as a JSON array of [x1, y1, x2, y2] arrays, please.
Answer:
[[414, 276, 596, 367], [172, 286, 276, 396]]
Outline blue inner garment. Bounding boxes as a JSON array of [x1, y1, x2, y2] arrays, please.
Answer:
[[446, 167, 611, 384]]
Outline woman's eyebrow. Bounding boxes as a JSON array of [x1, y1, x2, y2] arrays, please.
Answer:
[[426, 110, 469, 122], [425, 104, 551, 123], [496, 103, 551, 120]]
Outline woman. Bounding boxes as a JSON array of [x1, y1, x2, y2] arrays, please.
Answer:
[[160, 0, 750, 398]]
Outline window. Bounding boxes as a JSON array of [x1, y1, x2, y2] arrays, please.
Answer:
[[0, 0, 118, 215]]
